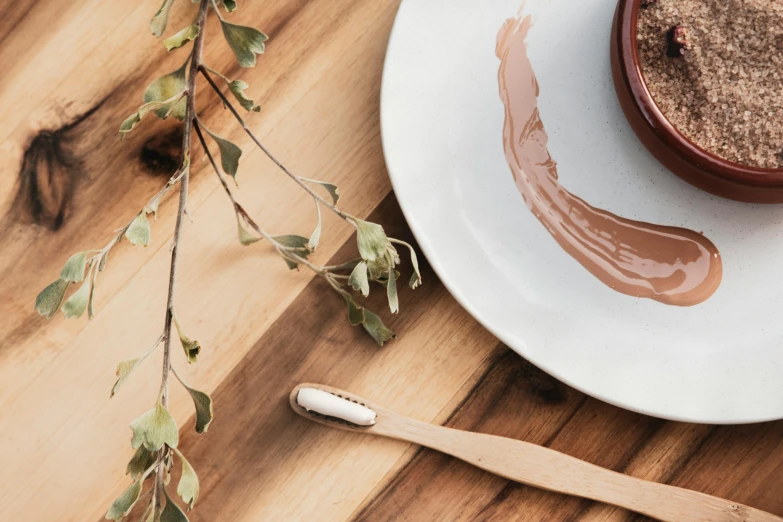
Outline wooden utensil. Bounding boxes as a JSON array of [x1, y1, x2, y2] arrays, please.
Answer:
[[290, 383, 781, 522]]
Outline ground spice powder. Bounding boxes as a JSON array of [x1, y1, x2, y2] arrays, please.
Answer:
[[637, 0, 783, 169]]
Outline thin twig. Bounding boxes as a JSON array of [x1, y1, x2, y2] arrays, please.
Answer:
[[194, 119, 239, 209], [198, 65, 355, 223], [210, 0, 225, 20], [321, 259, 362, 272], [154, 0, 210, 515]]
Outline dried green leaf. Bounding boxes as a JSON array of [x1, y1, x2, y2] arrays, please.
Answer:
[[362, 308, 395, 346], [237, 220, 260, 245], [377, 269, 400, 286], [150, 0, 175, 37], [174, 449, 199, 509], [183, 384, 213, 434], [164, 453, 172, 486], [333, 285, 364, 326], [126, 446, 157, 479], [35, 279, 69, 319], [105, 479, 143, 521], [62, 279, 91, 319], [119, 96, 185, 137], [131, 401, 179, 452], [146, 196, 162, 219], [302, 178, 340, 204], [88, 273, 97, 319], [354, 219, 395, 265], [163, 23, 200, 51], [386, 262, 399, 313], [335, 287, 394, 345], [274, 235, 310, 250], [202, 66, 261, 111], [126, 213, 152, 247], [345, 295, 365, 326], [112, 358, 142, 397], [309, 202, 322, 251], [119, 113, 142, 136], [143, 61, 188, 120], [228, 80, 260, 112], [203, 126, 242, 180], [220, 20, 268, 68], [99, 251, 109, 272], [409, 263, 421, 289], [161, 490, 189, 522], [61, 252, 88, 283], [390, 239, 422, 289], [273, 235, 311, 269], [113, 337, 160, 396], [222, 0, 237, 11], [171, 362, 213, 434], [348, 261, 369, 297], [175, 321, 200, 364]]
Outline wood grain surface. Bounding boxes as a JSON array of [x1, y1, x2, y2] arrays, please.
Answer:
[[1, 1, 781, 521]]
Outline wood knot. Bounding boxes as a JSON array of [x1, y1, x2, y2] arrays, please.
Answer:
[[8, 101, 104, 231], [13, 130, 79, 231], [140, 128, 182, 176]]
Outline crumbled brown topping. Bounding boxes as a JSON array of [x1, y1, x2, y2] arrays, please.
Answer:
[[637, 0, 783, 168]]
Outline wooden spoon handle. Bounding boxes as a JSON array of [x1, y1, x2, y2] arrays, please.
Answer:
[[374, 415, 780, 522]]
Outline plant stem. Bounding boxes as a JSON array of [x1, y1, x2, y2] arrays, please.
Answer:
[[154, 0, 210, 514], [194, 119, 329, 275], [321, 259, 362, 271], [194, 120, 239, 209], [198, 66, 355, 223]]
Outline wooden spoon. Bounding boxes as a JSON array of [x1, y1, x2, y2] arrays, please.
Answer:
[[290, 383, 781, 522]]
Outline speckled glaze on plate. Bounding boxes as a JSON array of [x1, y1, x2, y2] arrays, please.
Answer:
[[381, 0, 783, 423]]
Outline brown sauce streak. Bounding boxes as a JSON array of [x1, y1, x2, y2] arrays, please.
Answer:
[[497, 15, 721, 306]]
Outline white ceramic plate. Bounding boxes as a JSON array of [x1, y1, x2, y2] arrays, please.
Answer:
[[381, 0, 783, 423]]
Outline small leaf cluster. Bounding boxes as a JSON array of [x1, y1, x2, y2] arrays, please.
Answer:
[[34, 178, 174, 323], [331, 218, 421, 345], [35, 250, 106, 321], [123, 0, 267, 141], [108, 332, 213, 521], [105, 396, 208, 521]]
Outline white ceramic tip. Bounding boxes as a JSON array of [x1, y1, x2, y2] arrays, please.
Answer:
[[296, 388, 376, 426]]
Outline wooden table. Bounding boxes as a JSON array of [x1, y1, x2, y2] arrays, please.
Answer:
[[1, 1, 782, 520]]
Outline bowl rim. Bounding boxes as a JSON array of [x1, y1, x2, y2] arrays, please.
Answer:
[[616, 0, 783, 186]]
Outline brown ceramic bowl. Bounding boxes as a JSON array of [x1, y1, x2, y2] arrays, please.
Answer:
[[611, 0, 783, 203]]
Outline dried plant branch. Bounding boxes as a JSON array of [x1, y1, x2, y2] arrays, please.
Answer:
[[33, 0, 422, 519]]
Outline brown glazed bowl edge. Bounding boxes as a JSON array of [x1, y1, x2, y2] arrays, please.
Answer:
[[611, 0, 783, 203]]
